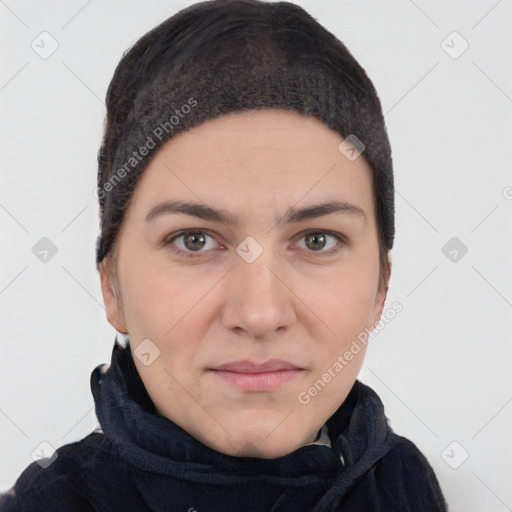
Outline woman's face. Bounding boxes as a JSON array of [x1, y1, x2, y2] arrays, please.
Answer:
[[100, 109, 389, 458]]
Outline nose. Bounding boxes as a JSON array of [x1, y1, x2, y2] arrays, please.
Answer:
[[221, 245, 297, 340]]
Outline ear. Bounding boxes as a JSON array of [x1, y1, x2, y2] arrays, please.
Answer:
[[99, 260, 128, 334], [370, 256, 391, 329]]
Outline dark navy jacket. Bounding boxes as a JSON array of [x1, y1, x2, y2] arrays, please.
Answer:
[[1, 339, 448, 511]]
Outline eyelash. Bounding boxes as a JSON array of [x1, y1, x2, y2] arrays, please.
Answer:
[[162, 229, 346, 259]]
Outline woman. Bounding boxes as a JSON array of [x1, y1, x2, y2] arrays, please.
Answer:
[[1, 0, 448, 510]]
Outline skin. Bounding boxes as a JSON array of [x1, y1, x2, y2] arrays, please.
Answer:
[[99, 109, 391, 459]]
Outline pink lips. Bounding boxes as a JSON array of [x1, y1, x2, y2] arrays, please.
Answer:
[[210, 359, 303, 391]]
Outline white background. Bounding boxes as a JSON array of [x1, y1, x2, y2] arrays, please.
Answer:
[[1, 1, 511, 510]]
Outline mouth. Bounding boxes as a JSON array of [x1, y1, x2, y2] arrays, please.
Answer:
[[209, 359, 304, 392]]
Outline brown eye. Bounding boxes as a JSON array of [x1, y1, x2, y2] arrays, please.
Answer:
[[295, 231, 344, 255], [182, 232, 208, 251], [164, 229, 345, 259], [304, 232, 327, 251], [165, 230, 218, 257]]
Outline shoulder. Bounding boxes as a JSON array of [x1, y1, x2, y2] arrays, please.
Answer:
[[385, 434, 444, 483], [340, 433, 449, 512], [373, 434, 448, 511], [0, 432, 131, 512]]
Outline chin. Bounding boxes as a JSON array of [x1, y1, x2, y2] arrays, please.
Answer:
[[202, 417, 307, 459], [219, 434, 302, 459]]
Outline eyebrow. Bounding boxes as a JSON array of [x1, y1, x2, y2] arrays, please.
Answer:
[[144, 199, 366, 226]]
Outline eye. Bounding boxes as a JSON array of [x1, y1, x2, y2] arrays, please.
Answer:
[[293, 230, 345, 255], [163, 229, 346, 258], [164, 230, 219, 258]]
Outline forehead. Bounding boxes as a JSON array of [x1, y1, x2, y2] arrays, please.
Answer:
[[129, 109, 375, 222], [168, 109, 345, 153]]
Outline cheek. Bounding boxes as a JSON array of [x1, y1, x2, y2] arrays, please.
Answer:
[[314, 261, 379, 331], [117, 259, 170, 337], [121, 262, 216, 342]]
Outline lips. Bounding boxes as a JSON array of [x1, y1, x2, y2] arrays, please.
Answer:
[[212, 359, 301, 373], [209, 359, 304, 391]]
